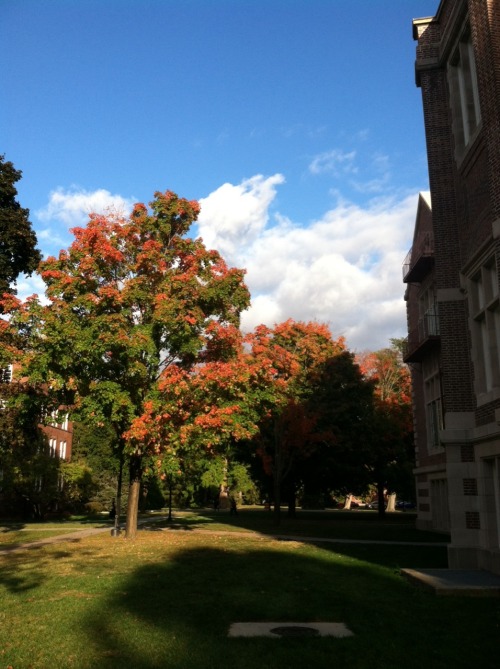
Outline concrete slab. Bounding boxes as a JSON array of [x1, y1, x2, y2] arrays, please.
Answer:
[[228, 622, 354, 638], [402, 568, 500, 596]]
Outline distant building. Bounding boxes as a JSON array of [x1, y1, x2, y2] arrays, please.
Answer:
[[404, 0, 500, 574]]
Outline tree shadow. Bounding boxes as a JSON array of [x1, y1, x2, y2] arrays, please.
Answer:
[[0, 529, 495, 669], [79, 541, 456, 669], [0, 521, 26, 533], [142, 514, 223, 531], [0, 548, 73, 592]]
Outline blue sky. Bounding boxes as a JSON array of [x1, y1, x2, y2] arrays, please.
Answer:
[[2, 0, 439, 351]]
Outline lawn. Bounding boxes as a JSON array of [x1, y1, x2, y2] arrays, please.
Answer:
[[0, 517, 112, 546], [0, 510, 498, 669], [150, 507, 451, 543]]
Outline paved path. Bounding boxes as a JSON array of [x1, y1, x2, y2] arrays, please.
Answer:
[[0, 524, 114, 554]]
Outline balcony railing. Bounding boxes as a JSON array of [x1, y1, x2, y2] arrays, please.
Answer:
[[402, 232, 434, 283], [403, 312, 440, 362]]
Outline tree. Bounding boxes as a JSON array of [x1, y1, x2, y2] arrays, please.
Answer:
[[0, 380, 60, 519], [2, 190, 250, 538], [357, 345, 414, 515], [68, 421, 122, 514], [245, 320, 346, 524], [126, 349, 269, 511], [0, 155, 41, 305], [301, 349, 375, 505]]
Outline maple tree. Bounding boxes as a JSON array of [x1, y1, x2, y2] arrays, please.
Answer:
[[357, 344, 414, 515], [244, 320, 346, 524], [0, 155, 41, 308], [127, 320, 348, 523], [1, 190, 250, 538], [125, 345, 271, 507], [300, 349, 375, 504]]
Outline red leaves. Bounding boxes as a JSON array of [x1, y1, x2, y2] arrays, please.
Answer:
[[0, 291, 22, 313], [7, 189, 252, 467]]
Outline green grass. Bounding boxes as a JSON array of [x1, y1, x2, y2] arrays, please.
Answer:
[[0, 517, 112, 546], [0, 510, 498, 669]]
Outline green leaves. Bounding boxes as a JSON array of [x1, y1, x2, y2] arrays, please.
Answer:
[[2, 189, 251, 534]]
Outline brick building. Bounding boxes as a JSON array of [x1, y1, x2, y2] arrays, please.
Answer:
[[404, 0, 500, 574], [1, 363, 73, 461], [0, 363, 73, 498]]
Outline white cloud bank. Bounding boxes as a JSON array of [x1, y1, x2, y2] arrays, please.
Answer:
[[24, 177, 417, 352], [199, 174, 417, 351], [37, 187, 135, 229]]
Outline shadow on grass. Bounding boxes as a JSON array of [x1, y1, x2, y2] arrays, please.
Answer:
[[81, 544, 387, 669], [163, 508, 450, 544], [0, 521, 26, 533], [0, 548, 74, 592], [79, 541, 498, 669]]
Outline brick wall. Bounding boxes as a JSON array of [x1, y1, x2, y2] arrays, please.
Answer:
[[469, 0, 500, 218]]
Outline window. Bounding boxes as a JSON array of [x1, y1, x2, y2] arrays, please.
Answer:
[[468, 257, 500, 394], [448, 28, 481, 155], [423, 353, 443, 451], [59, 441, 67, 460], [0, 365, 13, 383], [419, 284, 440, 340], [49, 438, 57, 457]]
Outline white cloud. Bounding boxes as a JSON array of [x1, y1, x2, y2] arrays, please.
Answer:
[[13, 273, 49, 305], [37, 227, 71, 255], [309, 149, 357, 176], [351, 152, 391, 194], [29, 177, 418, 351], [197, 174, 285, 259], [199, 175, 417, 351], [36, 187, 135, 228]]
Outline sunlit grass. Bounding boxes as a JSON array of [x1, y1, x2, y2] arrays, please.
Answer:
[[0, 518, 111, 546]]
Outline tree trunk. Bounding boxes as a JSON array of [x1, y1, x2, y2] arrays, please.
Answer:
[[377, 480, 386, 518], [125, 454, 142, 539], [273, 473, 281, 526], [112, 450, 124, 536], [287, 493, 296, 518], [386, 492, 396, 512], [167, 478, 173, 522], [273, 418, 282, 526], [343, 493, 353, 510]]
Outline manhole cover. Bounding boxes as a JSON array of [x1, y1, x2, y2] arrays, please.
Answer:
[[270, 626, 320, 637]]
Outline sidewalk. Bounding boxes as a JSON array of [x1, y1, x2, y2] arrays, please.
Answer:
[[402, 568, 500, 596], [0, 524, 113, 554]]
